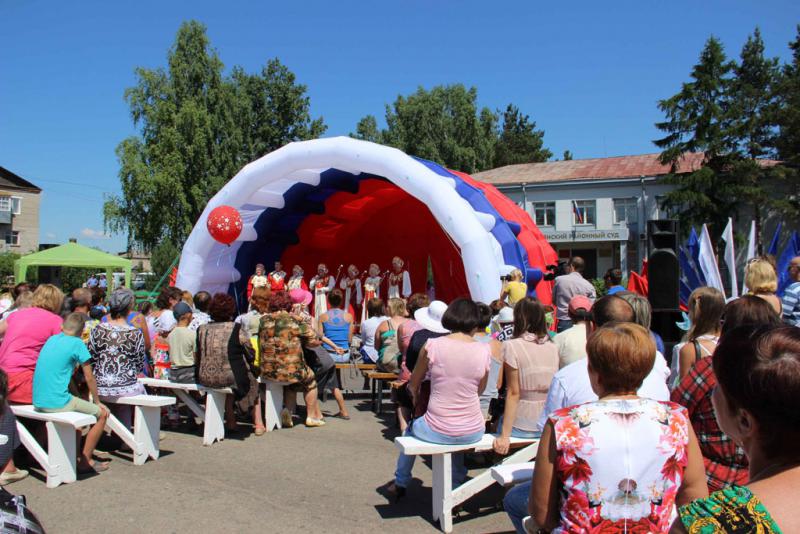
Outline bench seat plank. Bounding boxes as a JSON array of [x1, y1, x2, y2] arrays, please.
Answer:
[[490, 462, 535, 486], [11, 405, 95, 427], [395, 434, 534, 455]]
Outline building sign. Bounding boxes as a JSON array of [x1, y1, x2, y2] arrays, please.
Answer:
[[542, 228, 630, 243]]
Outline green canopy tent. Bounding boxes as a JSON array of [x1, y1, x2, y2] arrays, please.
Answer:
[[14, 242, 132, 288]]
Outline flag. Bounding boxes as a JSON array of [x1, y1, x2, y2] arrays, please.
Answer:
[[777, 231, 800, 296], [768, 222, 783, 256], [698, 224, 725, 296], [687, 227, 707, 285], [572, 200, 584, 224], [721, 218, 738, 299], [627, 271, 648, 296], [679, 246, 703, 306], [742, 220, 756, 294]]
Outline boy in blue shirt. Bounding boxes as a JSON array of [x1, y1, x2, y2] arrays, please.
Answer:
[[33, 312, 110, 473]]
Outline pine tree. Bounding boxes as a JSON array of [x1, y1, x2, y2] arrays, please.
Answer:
[[492, 104, 552, 167], [776, 25, 800, 165]]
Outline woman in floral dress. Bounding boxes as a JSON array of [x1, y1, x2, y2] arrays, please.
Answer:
[[525, 323, 708, 533]]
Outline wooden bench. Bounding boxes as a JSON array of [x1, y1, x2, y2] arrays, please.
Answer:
[[11, 405, 96, 488], [259, 378, 291, 431], [104, 394, 176, 464], [366, 371, 398, 413], [490, 461, 535, 487], [139, 378, 232, 446], [394, 434, 539, 533], [334, 363, 376, 371]]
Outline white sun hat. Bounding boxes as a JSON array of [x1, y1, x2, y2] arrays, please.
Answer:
[[414, 300, 450, 334]]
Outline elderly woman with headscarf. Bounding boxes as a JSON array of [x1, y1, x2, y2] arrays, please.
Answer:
[[89, 288, 147, 429]]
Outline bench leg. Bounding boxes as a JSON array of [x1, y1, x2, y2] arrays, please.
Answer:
[[16, 421, 62, 488], [175, 390, 205, 423], [371, 378, 377, 413], [431, 453, 454, 533], [134, 406, 162, 462], [105, 413, 142, 464], [264, 382, 283, 432], [203, 391, 226, 446], [46, 421, 79, 488], [378, 381, 384, 415]]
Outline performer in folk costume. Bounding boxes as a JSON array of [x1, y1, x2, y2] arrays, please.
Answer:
[[387, 256, 411, 299], [286, 265, 308, 291], [268, 260, 286, 291], [339, 264, 362, 320], [247, 263, 268, 300], [361, 264, 383, 324], [309, 263, 335, 321]]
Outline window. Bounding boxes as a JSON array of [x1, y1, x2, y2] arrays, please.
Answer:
[[0, 197, 20, 215], [532, 202, 556, 227], [613, 197, 638, 224], [4, 231, 19, 246], [572, 200, 596, 225]]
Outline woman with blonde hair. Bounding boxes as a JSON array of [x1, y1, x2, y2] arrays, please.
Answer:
[[0, 284, 64, 403], [375, 298, 409, 372], [677, 287, 725, 380], [744, 257, 781, 314], [500, 269, 527, 306]]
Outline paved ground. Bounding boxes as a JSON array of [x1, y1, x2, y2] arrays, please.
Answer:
[[13, 373, 516, 534]]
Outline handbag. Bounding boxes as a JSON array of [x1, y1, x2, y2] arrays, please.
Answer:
[[0, 488, 45, 533]]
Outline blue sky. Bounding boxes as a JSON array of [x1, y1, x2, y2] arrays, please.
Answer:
[[1, 0, 798, 253]]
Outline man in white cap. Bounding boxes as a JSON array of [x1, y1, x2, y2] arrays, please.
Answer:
[[404, 300, 449, 374]]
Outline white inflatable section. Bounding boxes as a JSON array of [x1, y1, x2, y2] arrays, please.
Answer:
[[176, 137, 505, 302]]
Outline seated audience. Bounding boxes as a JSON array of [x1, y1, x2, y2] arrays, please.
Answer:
[[359, 298, 387, 364], [619, 292, 665, 354], [475, 303, 502, 421], [0, 369, 27, 485], [535, 294, 670, 433], [147, 286, 183, 379], [319, 289, 354, 364], [258, 291, 324, 428], [677, 287, 724, 380], [33, 313, 110, 473], [375, 298, 409, 372], [552, 295, 592, 368], [518, 323, 707, 532], [672, 295, 781, 493], [168, 302, 196, 384], [189, 290, 212, 331], [197, 293, 264, 435], [674, 325, 800, 532], [0, 284, 64, 404], [781, 255, 800, 325], [90, 288, 147, 429], [394, 293, 430, 432], [744, 257, 781, 314], [493, 298, 559, 454], [389, 298, 490, 499]]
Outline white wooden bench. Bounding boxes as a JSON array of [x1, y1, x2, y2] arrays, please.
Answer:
[[11, 405, 95, 488], [104, 394, 176, 465], [139, 378, 232, 446], [394, 434, 539, 533], [490, 461, 535, 487]]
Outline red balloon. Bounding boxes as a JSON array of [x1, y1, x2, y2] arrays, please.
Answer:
[[207, 205, 243, 246]]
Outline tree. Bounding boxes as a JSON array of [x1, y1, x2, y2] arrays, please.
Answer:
[[352, 86, 551, 173], [655, 37, 742, 238], [563, 150, 573, 161], [104, 21, 326, 251], [151, 239, 180, 282], [492, 104, 552, 167], [776, 25, 800, 166]]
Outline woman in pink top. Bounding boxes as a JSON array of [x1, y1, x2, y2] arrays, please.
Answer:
[[0, 284, 64, 404], [389, 298, 490, 499], [493, 297, 559, 454]]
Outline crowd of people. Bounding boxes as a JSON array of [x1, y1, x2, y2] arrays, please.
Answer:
[[0, 249, 797, 532]]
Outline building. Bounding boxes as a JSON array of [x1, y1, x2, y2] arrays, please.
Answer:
[[118, 249, 152, 272], [0, 166, 42, 253], [473, 153, 712, 279]]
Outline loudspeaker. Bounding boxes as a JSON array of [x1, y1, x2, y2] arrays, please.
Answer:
[[647, 219, 679, 255]]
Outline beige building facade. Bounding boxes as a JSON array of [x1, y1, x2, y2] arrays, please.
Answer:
[[0, 167, 41, 254]]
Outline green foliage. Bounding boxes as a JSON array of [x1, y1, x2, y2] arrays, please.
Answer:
[[351, 86, 551, 173], [493, 104, 552, 167], [104, 21, 326, 251], [0, 253, 20, 281], [591, 278, 608, 298], [562, 150, 573, 161], [60, 268, 98, 294], [151, 239, 180, 281], [776, 26, 800, 166], [654, 31, 796, 242]]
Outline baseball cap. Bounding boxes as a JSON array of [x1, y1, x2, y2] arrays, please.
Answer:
[[568, 295, 593, 315]]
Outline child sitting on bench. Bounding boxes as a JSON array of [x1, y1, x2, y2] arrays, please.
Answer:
[[33, 312, 110, 473]]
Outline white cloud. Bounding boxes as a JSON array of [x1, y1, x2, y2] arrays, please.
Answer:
[[80, 228, 110, 240], [45, 232, 56, 239]]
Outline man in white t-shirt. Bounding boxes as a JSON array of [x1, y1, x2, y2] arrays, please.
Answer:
[[536, 293, 670, 432], [553, 295, 593, 368], [359, 298, 388, 364]]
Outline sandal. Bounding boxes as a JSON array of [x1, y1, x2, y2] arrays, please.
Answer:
[[305, 418, 326, 427], [332, 413, 351, 420], [78, 461, 109, 474]]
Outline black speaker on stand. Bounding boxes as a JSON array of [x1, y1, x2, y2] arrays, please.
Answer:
[[646, 220, 683, 364]]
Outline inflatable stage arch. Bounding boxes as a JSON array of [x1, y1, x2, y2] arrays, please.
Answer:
[[176, 137, 557, 306]]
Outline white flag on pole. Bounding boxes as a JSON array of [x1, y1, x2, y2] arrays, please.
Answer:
[[742, 220, 756, 294], [699, 224, 725, 296], [721, 218, 738, 299]]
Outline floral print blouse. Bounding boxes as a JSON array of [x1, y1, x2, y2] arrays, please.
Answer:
[[549, 398, 690, 533]]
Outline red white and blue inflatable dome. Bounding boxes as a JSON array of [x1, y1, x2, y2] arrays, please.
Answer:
[[176, 137, 557, 305]]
